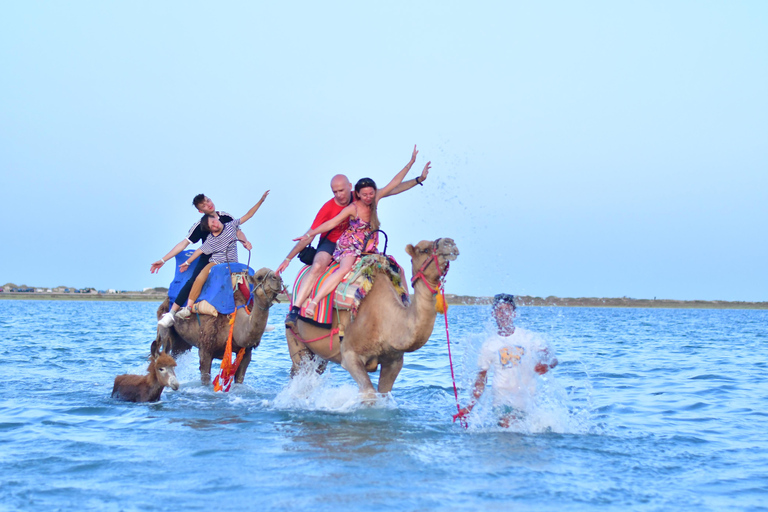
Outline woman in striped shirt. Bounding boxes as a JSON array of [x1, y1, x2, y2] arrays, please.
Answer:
[[176, 190, 270, 316]]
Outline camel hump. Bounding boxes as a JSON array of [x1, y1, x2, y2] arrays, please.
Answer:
[[291, 254, 410, 326]]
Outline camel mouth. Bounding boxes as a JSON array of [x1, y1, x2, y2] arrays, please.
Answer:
[[438, 239, 460, 262], [442, 250, 459, 262], [248, 270, 285, 298]]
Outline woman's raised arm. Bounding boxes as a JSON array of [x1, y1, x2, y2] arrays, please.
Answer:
[[293, 203, 356, 241], [377, 145, 419, 200]]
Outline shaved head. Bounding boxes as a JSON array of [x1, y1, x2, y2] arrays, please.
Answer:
[[330, 174, 350, 188], [330, 174, 353, 207]]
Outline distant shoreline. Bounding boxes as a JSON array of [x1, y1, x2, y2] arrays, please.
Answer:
[[1, 292, 765, 309]]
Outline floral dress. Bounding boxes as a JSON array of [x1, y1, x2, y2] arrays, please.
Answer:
[[333, 217, 376, 260]]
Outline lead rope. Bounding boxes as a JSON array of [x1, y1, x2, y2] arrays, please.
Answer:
[[441, 288, 467, 429]]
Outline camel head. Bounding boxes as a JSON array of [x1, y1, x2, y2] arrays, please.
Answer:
[[247, 267, 284, 310], [406, 238, 460, 293], [149, 342, 179, 391]]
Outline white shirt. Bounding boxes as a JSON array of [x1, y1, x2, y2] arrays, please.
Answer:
[[477, 327, 552, 410]]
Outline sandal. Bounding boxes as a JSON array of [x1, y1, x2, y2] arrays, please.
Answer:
[[305, 300, 318, 318]]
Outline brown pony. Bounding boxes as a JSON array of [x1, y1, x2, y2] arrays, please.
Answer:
[[112, 340, 180, 402]]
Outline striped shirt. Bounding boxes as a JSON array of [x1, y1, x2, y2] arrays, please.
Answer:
[[186, 211, 235, 244], [200, 218, 242, 264]]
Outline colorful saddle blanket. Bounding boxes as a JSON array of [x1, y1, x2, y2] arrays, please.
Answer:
[[290, 254, 410, 327], [167, 250, 254, 315]]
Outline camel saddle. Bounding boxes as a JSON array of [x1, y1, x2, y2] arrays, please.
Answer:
[[167, 250, 254, 316], [290, 254, 410, 328]]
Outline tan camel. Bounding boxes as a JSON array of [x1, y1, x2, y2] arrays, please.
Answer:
[[285, 238, 459, 400], [156, 267, 283, 384]]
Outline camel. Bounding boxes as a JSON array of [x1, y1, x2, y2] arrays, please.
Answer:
[[156, 267, 283, 385], [285, 237, 459, 400], [112, 340, 179, 402]]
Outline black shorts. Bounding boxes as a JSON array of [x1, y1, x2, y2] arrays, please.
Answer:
[[317, 237, 337, 256]]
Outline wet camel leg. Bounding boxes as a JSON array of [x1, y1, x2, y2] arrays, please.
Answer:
[[199, 352, 213, 385], [234, 347, 252, 384], [341, 349, 377, 401], [377, 357, 404, 394], [285, 329, 314, 376]]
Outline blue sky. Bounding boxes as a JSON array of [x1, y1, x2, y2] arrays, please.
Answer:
[[2, 1, 766, 301]]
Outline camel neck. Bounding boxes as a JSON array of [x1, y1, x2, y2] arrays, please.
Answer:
[[400, 279, 439, 352]]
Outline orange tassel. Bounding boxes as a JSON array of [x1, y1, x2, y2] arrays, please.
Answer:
[[436, 292, 447, 314]]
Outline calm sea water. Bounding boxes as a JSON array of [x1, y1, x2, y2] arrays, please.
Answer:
[[1, 299, 766, 511]]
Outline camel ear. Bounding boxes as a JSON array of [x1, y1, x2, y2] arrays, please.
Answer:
[[254, 268, 269, 282], [405, 244, 415, 257]]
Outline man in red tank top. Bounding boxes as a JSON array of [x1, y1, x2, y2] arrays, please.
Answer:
[[279, 168, 430, 328], [277, 175, 353, 329]]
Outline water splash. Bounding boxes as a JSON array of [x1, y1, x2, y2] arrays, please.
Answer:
[[271, 360, 396, 412], [456, 322, 595, 435]]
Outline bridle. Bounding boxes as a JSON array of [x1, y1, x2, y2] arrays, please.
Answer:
[[250, 270, 283, 311], [410, 238, 450, 295]]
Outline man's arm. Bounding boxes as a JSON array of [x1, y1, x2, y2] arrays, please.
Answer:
[[239, 190, 270, 225], [382, 161, 430, 198], [535, 349, 558, 375], [276, 235, 315, 274], [150, 239, 191, 274], [455, 369, 488, 419]]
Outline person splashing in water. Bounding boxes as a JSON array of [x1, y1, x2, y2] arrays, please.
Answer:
[[293, 145, 430, 318], [454, 294, 558, 428]]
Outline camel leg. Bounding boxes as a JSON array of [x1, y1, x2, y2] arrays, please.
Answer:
[[377, 357, 404, 394], [199, 351, 213, 385], [234, 347, 252, 384], [165, 328, 192, 357], [341, 350, 377, 402], [286, 328, 314, 377]]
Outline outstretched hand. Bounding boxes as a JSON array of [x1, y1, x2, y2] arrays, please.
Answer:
[[150, 260, 164, 274], [259, 190, 270, 203], [292, 233, 311, 242], [410, 144, 418, 163], [419, 161, 431, 182], [535, 360, 558, 375], [179, 262, 190, 273], [276, 259, 290, 275]]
